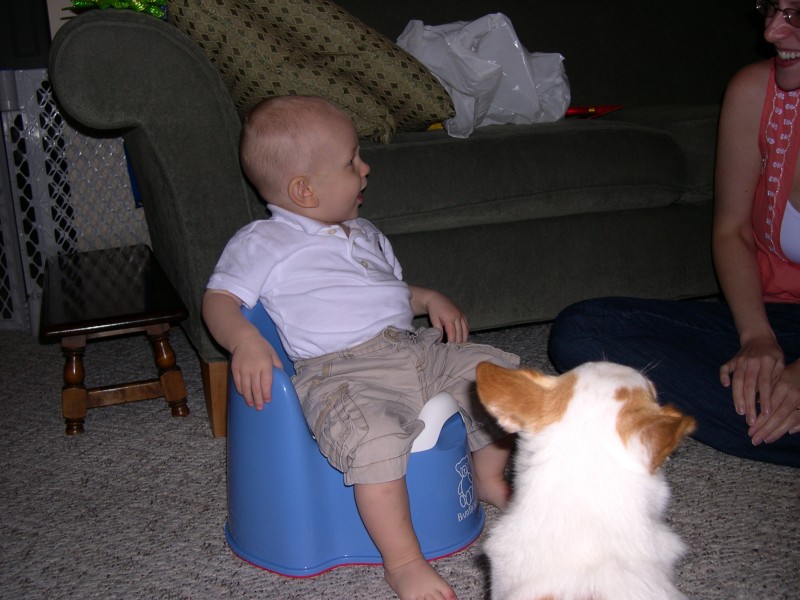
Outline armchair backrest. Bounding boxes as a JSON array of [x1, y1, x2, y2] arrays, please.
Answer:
[[49, 9, 264, 362]]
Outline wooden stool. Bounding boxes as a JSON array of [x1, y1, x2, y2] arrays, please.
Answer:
[[40, 244, 190, 434]]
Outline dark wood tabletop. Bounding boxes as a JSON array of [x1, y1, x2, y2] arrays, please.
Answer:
[[40, 244, 188, 340]]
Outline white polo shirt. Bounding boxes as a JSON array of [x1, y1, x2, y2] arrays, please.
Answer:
[[207, 205, 414, 361]]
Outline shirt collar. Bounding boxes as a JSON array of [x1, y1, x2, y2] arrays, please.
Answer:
[[267, 204, 363, 236]]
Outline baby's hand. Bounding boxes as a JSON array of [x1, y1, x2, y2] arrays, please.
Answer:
[[426, 292, 469, 344], [230, 332, 283, 410]]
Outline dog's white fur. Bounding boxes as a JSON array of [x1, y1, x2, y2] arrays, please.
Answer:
[[476, 361, 696, 600]]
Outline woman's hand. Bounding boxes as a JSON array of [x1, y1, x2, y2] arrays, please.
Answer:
[[720, 335, 784, 426], [748, 360, 800, 445]]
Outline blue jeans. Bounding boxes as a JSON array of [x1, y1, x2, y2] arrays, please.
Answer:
[[548, 297, 800, 468]]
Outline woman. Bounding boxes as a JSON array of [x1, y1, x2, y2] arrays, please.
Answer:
[[548, 0, 800, 468]]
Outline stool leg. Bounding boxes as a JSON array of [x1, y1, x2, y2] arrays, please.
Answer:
[[61, 341, 88, 435], [147, 326, 189, 418]]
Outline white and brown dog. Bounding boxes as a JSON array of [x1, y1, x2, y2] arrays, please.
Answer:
[[476, 361, 696, 600]]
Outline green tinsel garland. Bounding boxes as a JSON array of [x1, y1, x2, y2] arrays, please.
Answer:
[[69, 0, 166, 19]]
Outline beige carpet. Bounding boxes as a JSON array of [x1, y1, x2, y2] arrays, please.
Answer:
[[1, 324, 798, 599]]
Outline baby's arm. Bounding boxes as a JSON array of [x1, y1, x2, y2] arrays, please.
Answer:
[[408, 285, 469, 343], [201, 289, 283, 409]]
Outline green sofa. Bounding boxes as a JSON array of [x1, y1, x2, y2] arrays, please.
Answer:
[[48, 0, 767, 436]]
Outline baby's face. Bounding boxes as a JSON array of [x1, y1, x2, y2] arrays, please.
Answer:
[[305, 112, 370, 225]]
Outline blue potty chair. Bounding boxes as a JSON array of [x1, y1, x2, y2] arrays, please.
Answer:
[[225, 304, 485, 576]]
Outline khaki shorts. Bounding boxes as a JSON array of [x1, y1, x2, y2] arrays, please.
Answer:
[[292, 327, 520, 485]]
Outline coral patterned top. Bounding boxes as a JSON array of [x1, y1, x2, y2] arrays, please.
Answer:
[[754, 60, 800, 303]]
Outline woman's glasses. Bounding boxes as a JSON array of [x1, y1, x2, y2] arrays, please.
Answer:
[[757, 0, 800, 28]]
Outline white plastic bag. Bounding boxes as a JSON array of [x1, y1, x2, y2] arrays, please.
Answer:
[[397, 13, 570, 138]]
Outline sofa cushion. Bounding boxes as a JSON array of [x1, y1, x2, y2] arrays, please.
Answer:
[[168, 0, 454, 142], [604, 105, 721, 204], [359, 120, 688, 234]]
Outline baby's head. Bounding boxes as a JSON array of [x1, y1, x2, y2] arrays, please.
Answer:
[[240, 95, 370, 225]]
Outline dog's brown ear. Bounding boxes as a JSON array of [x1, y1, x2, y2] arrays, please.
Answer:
[[476, 362, 572, 433], [641, 405, 697, 472]]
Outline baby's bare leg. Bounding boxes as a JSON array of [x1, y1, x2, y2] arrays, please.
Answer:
[[354, 478, 457, 600], [472, 436, 513, 509]]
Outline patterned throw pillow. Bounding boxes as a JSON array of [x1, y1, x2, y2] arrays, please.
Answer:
[[168, 0, 454, 142]]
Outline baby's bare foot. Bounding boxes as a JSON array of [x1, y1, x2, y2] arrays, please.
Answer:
[[384, 556, 457, 600]]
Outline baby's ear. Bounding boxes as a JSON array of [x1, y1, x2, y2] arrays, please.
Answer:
[[476, 362, 572, 434], [287, 176, 319, 209]]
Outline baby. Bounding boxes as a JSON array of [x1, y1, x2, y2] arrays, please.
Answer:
[[203, 95, 519, 600]]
